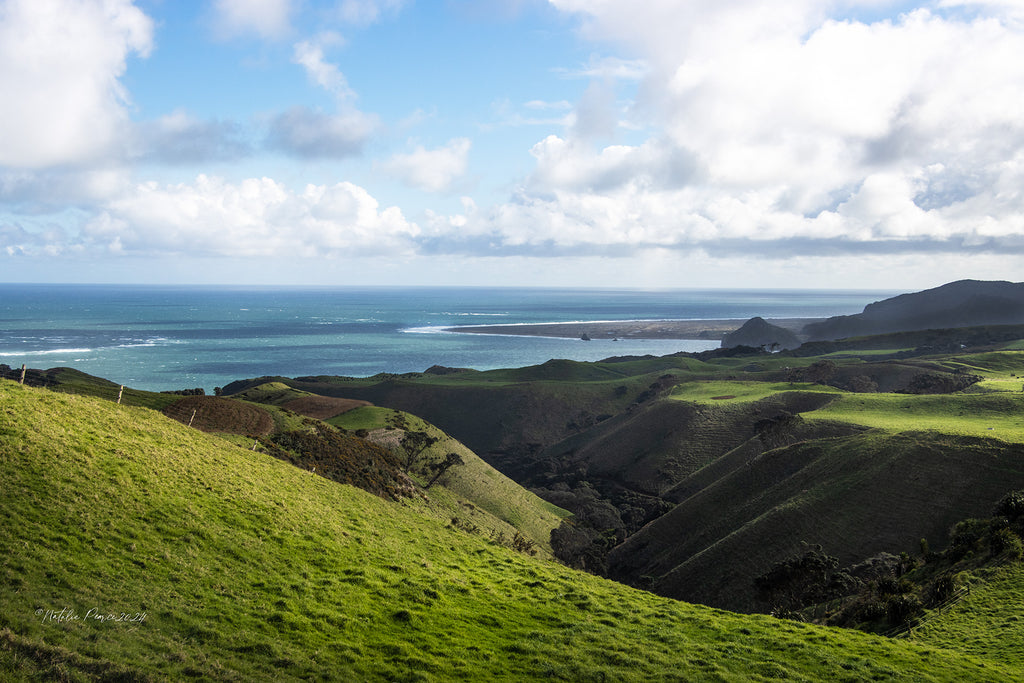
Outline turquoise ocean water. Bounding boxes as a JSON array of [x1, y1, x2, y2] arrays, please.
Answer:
[[0, 285, 897, 392]]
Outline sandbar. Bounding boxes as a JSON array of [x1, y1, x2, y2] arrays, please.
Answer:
[[443, 318, 822, 341]]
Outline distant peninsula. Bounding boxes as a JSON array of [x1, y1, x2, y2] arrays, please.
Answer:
[[446, 280, 1024, 347], [444, 318, 819, 341]]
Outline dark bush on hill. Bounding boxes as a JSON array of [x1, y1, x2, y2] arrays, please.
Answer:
[[550, 520, 615, 574], [424, 365, 472, 375], [899, 371, 981, 394], [994, 490, 1024, 521], [264, 419, 414, 501], [754, 544, 858, 615], [690, 345, 768, 361], [799, 489, 1024, 633], [160, 388, 205, 396], [990, 527, 1023, 559], [545, 483, 630, 573], [949, 518, 1001, 561]]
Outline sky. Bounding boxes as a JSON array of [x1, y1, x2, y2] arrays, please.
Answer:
[[1, 0, 1023, 289]]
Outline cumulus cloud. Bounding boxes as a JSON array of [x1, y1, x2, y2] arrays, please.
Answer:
[[83, 175, 418, 257], [380, 138, 472, 192], [481, 0, 1024, 260], [266, 33, 378, 158], [0, 0, 153, 169], [210, 0, 293, 40]]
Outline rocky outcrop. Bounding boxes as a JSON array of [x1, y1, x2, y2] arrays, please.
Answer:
[[720, 316, 801, 350]]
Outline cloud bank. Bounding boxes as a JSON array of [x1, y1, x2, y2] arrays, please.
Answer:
[[2, 0, 1023, 286], [475, 0, 1024, 259]]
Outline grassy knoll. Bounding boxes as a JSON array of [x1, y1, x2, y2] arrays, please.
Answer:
[[2, 380, 1020, 681]]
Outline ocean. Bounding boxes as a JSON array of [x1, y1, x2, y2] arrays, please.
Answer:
[[0, 284, 896, 392]]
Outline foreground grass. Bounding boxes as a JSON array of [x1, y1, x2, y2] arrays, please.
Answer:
[[913, 564, 1024, 666], [2, 381, 1021, 681]]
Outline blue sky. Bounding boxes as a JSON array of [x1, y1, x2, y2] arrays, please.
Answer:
[[2, 0, 1023, 288]]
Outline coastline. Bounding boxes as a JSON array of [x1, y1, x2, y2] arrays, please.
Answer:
[[442, 317, 823, 341]]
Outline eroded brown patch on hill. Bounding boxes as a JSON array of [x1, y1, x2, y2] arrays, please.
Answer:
[[282, 396, 371, 420], [162, 396, 274, 436]]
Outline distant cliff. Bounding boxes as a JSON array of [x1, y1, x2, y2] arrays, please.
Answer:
[[803, 280, 1024, 341], [720, 316, 801, 350]]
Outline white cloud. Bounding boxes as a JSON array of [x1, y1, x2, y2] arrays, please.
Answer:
[[292, 34, 353, 98], [502, 1, 1024, 260], [0, 0, 153, 168], [381, 138, 472, 192], [84, 175, 418, 257], [268, 33, 378, 158], [333, 0, 406, 26], [524, 100, 573, 110], [211, 0, 293, 40], [554, 55, 648, 81], [135, 110, 250, 163], [266, 106, 377, 158]]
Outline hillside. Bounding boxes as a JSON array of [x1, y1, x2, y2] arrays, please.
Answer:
[[608, 431, 1024, 612], [218, 340, 1024, 599], [5, 381, 1018, 680], [804, 280, 1024, 341]]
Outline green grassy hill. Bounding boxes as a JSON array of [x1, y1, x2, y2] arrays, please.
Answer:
[[609, 431, 1024, 612], [604, 347, 1024, 612], [4, 379, 1024, 681], [329, 405, 569, 556]]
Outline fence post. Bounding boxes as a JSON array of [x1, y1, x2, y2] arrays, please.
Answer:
[[117, 385, 124, 405], [20, 364, 26, 385], [187, 409, 197, 428]]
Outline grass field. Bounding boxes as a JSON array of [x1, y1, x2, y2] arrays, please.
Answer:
[[665, 349, 1024, 443], [915, 563, 1024, 666], [4, 379, 1022, 681], [669, 380, 842, 404], [804, 393, 1024, 442]]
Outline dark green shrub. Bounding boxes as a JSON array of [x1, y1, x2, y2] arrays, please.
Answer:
[[994, 490, 1024, 521], [949, 518, 990, 560], [990, 527, 1023, 559], [875, 577, 899, 596], [930, 574, 959, 603], [855, 599, 888, 623], [886, 594, 922, 625]]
